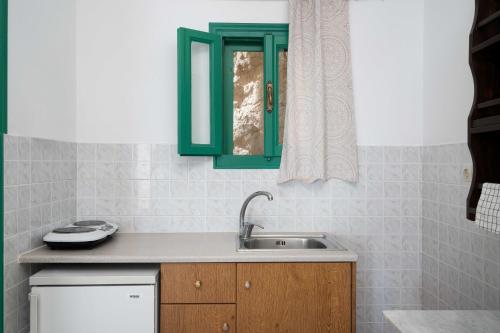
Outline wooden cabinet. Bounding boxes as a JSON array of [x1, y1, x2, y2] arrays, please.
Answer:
[[161, 304, 236, 333], [160, 263, 236, 333], [161, 263, 236, 303], [237, 263, 353, 333], [160, 262, 356, 333]]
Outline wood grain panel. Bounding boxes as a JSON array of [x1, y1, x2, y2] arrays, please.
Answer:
[[237, 263, 352, 333], [161, 304, 236, 333], [351, 262, 356, 333], [161, 263, 236, 303]]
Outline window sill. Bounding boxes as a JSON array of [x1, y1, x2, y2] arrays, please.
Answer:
[[213, 155, 281, 169]]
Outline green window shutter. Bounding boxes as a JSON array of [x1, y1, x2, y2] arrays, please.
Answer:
[[208, 23, 289, 169], [265, 34, 288, 158], [263, 34, 275, 158], [177, 27, 222, 156]]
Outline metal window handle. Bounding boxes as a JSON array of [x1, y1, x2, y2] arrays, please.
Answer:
[[266, 81, 273, 113], [244, 280, 251, 289], [194, 280, 202, 289], [222, 322, 230, 331]]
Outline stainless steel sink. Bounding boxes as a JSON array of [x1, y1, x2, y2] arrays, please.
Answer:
[[237, 234, 346, 251]]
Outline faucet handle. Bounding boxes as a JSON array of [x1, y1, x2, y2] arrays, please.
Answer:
[[241, 222, 264, 239], [244, 222, 264, 230]]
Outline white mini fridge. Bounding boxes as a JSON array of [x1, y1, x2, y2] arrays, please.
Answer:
[[29, 266, 159, 333]]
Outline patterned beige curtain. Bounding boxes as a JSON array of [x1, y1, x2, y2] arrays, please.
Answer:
[[278, 0, 358, 183]]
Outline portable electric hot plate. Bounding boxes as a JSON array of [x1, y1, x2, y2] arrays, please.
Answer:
[[43, 220, 118, 249]]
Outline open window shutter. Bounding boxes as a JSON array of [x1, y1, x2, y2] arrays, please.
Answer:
[[272, 34, 288, 157], [263, 34, 275, 158], [178, 27, 222, 156], [264, 33, 288, 158]]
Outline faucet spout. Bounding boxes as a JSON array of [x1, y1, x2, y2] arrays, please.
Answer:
[[239, 191, 273, 239]]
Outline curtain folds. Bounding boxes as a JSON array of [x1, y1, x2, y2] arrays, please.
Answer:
[[278, 0, 358, 183]]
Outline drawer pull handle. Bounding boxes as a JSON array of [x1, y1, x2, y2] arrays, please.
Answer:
[[244, 281, 251, 289], [194, 280, 202, 289], [222, 322, 230, 331]]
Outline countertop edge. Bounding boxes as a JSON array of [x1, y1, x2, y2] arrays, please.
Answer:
[[383, 310, 500, 333], [19, 256, 359, 264], [18, 232, 358, 264]]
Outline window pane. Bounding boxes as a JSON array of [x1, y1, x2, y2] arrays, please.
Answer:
[[232, 51, 264, 155], [278, 50, 287, 145], [191, 42, 211, 144]]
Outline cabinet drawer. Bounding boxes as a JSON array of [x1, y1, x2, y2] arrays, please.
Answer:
[[161, 263, 236, 303], [161, 304, 236, 333]]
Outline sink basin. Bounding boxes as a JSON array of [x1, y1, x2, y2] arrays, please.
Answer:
[[237, 234, 346, 251], [242, 237, 326, 249]]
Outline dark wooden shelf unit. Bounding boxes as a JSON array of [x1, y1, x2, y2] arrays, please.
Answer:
[[476, 0, 500, 22], [472, 114, 500, 126], [467, 0, 500, 220], [470, 123, 500, 134], [471, 115, 500, 134], [477, 97, 500, 109], [477, 10, 500, 28], [473, 10, 500, 46], [471, 33, 500, 53], [467, 207, 477, 218]]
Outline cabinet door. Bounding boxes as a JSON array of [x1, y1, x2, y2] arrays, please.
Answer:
[[178, 27, 222, 156], [161, 263, 236, 303], [237, 263, 352, 333], [161, 304, 235, 333]]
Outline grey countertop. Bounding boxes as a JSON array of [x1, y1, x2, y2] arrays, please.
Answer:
[[383, 310, 500, 333], [18, 232, 358, 263]]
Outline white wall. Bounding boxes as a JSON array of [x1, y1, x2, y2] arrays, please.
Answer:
[[75, 0, 425, 145], [11, 0, 473, 146], [75, 0, 288, 144], [350, 0, 423, 146], [8, 0, 76, 141], [422, 0, 475, 145]]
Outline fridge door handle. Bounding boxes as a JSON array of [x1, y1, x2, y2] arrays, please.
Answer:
[[29, 293, 38, 333]]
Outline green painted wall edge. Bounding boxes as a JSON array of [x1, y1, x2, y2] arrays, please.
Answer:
[[0, 0, 7, 330]]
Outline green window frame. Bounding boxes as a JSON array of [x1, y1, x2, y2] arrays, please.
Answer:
[[177, 23, 289, 169], [177, 27, 223, 155]]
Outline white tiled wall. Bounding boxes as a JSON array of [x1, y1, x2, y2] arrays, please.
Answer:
[[3, 136, 424, 333], [11, 136, 499, 333], [3, 135, 77, 333], [75, 142, 423, 333], [421, 143, 500, 311]]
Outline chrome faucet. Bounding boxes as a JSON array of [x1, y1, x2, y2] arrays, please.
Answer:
[[239, 191, 273, 239]]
